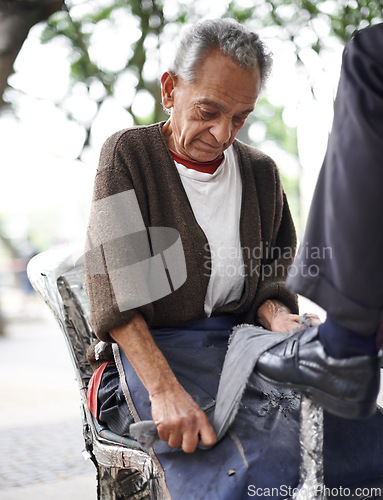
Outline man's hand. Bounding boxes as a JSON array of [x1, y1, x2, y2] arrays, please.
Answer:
[[257, 299, 321, 334], [150, 385, 217, 453], [268, 312, 301, 333], [268, 311, 321, 333]]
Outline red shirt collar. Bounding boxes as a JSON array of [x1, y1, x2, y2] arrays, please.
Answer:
[[170, 149, 224, 174]]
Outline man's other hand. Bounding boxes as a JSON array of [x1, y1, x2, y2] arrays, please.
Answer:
[[150, 385, 217, 453]]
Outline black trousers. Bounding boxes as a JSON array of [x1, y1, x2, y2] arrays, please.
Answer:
[[287, 23, 383, 336]]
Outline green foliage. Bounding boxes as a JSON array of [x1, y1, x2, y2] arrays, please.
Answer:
[[37, 0, 382, 232], [330, 0, 383, 41], [40, 0, 177, 125], [260, 100, 297, 156], [246, 98, 301, 227], [226, 2, 254, 24], [39, 0, 383, 129]]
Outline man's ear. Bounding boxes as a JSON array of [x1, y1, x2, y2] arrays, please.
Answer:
[[161, 71, 177, 109]]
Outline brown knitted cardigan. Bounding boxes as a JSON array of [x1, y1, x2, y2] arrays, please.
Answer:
[[85, 122, 298, 342]]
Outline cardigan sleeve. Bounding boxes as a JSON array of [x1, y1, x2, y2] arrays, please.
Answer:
[[253, 193, 299, 316], [85, 133, 155, 342], [250, 165, 299, 318]]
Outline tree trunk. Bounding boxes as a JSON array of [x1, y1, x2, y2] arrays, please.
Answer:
[[0, 0, 64, 108]]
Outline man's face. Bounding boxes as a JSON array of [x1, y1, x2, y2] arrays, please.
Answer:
[[161, 49, 261, 162]]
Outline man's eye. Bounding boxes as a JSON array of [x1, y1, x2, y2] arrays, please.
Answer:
[[233, 116, 247, 127], [199, 110, 216, 120]]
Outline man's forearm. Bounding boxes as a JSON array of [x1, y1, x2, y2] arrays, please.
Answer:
[[109, 312, 180, 398]]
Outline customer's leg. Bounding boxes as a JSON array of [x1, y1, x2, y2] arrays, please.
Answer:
[[287, 24, 383, 339], [254, 25, 383, 418]]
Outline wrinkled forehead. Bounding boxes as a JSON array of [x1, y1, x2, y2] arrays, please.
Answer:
[[196, 48, 258, 73], [190, 49, 260, 88], [180, 49, 261, 106]]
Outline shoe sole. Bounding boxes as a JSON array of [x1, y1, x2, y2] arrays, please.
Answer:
[[253, 371, 377, 420]]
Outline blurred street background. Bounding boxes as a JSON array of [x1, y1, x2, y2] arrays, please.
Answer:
[[0, 289, 96, 500]]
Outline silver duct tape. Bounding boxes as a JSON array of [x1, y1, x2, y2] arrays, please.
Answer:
[[92, 440, 158, 479], [94, 340, 107, 361], [293, 395, 327, 500]]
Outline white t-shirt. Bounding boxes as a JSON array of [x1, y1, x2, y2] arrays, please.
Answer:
[[174, 145, 244, 316]]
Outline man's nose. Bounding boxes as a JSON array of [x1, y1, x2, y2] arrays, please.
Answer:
[[209, 120, 232, 144]]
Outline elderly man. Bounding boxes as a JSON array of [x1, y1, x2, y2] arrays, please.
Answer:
[[85, 19, 383, 499]]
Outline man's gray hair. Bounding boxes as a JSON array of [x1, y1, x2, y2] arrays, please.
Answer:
[[170, 18, 273, 92]]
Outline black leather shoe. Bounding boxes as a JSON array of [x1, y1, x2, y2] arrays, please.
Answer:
[[255, 326, 381, 419]]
